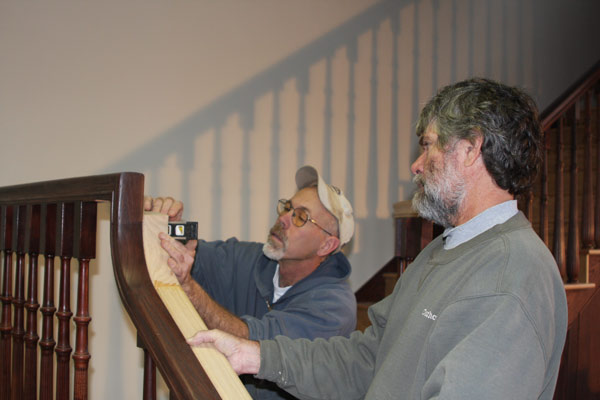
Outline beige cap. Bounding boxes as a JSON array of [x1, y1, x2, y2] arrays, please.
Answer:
[[295, 165, 354, 251]]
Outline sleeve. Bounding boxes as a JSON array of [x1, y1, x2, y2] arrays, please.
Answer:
[[255, 291, 395, 400], [191, 238, 257, 310], [242, 284, 357, 341], [419, 294, 548, 400]]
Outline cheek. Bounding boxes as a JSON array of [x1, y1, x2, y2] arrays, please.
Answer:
[[424, 159, 439, 178]]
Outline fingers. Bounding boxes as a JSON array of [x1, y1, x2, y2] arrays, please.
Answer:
[[143, 196, 184, 220], [187, 329, 261, 375], [159, 233, 194, 283], [185, 239, 198, 254], [160, 233, 192, 262], [143, 195, 154, 211]]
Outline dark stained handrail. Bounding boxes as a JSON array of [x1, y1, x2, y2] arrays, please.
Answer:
[[0, 172, 221, 399]]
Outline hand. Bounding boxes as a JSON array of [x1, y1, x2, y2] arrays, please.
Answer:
[[159, 232, 197, 286], [144, 195, 184, 221], [187, 329, 261, 375]]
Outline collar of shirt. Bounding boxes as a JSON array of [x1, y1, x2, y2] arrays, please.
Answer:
[[442, 200, 518, 250], [272, 264, 292, 303]]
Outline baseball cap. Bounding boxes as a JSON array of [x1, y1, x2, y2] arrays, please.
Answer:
[[295, 165, 354, 251]]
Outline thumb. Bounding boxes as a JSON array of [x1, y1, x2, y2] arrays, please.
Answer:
[[187, 329, 216, 346]]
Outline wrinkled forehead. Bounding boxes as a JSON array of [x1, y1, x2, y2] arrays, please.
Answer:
[[291, 186, 319, 209], [291, 187, 332, 219]]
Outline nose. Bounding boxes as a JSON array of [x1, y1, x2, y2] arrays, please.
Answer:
[[277, 208, 292, 229], [411, 152, 425, 175]]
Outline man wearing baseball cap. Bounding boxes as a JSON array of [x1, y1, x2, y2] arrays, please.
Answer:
[[145, 165, 356, 400]]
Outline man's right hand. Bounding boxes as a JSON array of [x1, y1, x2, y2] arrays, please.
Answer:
[[144, 196, 184, 221]]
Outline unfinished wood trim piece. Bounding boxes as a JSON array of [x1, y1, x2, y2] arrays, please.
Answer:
[[143, 212, 251, 400]]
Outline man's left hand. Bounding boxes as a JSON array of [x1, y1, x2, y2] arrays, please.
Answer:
[[159, 232, 198, 287]]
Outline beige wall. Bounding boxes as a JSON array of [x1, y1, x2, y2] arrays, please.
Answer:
[[1, 0, 599, 398]]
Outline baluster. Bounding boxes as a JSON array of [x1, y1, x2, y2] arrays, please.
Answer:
[[581, 91, 594, 248], [55, 203, 74, 400], [595, 90, 600, 248], [138, 336, 157, 400], [554, 118, 566, 280], [567, 106, 580, 283], [11, 205, 27, 400], [39, 204, 57, 400], [521, 190, 533, 220], [540, 131, 549, 245], [24, 205, 40, 400], [73, 202, 96, 400], [1, 206, 14, 400]]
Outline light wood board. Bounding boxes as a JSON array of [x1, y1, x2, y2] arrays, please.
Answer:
[[142, 212, 251, 399]]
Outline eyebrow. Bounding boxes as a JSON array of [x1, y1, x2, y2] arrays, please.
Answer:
[[290, 199, 313, 215], [419, 134, 437, 146]]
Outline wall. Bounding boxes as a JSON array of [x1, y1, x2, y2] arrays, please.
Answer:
[[1, 0, 599, 398]]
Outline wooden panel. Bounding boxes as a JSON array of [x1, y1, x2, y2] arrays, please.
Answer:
[[575, 256, 600, 398]]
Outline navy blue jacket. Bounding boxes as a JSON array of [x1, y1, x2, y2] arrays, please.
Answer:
[[191, 238, 357, 399]]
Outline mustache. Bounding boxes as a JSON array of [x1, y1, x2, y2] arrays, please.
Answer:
[[413, 174, 425, 188], [269, 222, 287, 242]]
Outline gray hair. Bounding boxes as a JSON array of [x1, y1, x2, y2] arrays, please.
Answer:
[[416, 78, 542, 195]]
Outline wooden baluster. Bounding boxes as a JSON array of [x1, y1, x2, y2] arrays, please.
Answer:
[[521, 190, 534, 221], [581, 91, 594, 248], [554, 118, 567, 281], [1, 206, 14, 400], [143, 350, 157, 400], [39, 204, 57, 400], [567, 106, 580, 283], [11, 205, 27, 400], [138, 335, 157, 400], [540, 131, 549, 245], [55, 203, 74, 400], [595, 90, 600, 248], [24, 205, 40, 400], [73, 202, 96, 400]]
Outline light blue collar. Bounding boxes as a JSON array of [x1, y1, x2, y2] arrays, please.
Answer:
[[442, 200, 518, 249]]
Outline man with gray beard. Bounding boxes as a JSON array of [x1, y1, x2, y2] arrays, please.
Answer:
[[145, 165, 356, 400], [190, 78, 568, 400]]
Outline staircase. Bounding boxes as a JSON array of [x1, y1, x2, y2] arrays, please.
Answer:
[[355, 60, 600, 399]]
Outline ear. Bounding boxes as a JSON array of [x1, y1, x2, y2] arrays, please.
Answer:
[[317, 235, 340, 257], [463, 134, 483, 167]]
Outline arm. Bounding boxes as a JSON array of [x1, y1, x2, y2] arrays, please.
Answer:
[[144, 196, 250, 338], [193, 290, 394, 400], [159, 233, 250, 338], [242, 286, 356, 341]]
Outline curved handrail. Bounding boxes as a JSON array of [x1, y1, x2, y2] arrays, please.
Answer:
[[0, 172, 220, 399], [108, 173, 221, 399]]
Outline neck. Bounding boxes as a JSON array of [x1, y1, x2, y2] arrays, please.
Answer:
[[455, 172, 513, 226], [278, 257, 324, 287]]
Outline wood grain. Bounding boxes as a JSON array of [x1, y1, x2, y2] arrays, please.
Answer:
[[142, 212, 251, 400]]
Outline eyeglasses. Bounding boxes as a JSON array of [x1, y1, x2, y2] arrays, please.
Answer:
[[277, 199, 334, 237]]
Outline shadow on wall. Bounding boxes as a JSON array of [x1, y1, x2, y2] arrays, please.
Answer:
[[101, 0, 533, 287]]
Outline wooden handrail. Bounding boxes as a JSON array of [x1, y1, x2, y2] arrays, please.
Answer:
[[0, 172, 221, 399]]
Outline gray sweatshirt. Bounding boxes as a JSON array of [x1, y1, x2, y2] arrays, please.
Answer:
[[258, 212, 568, 399]]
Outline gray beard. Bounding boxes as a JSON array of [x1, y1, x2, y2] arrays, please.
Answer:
[[412, 169, 465, 228], [263, 237, 286, 260]]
